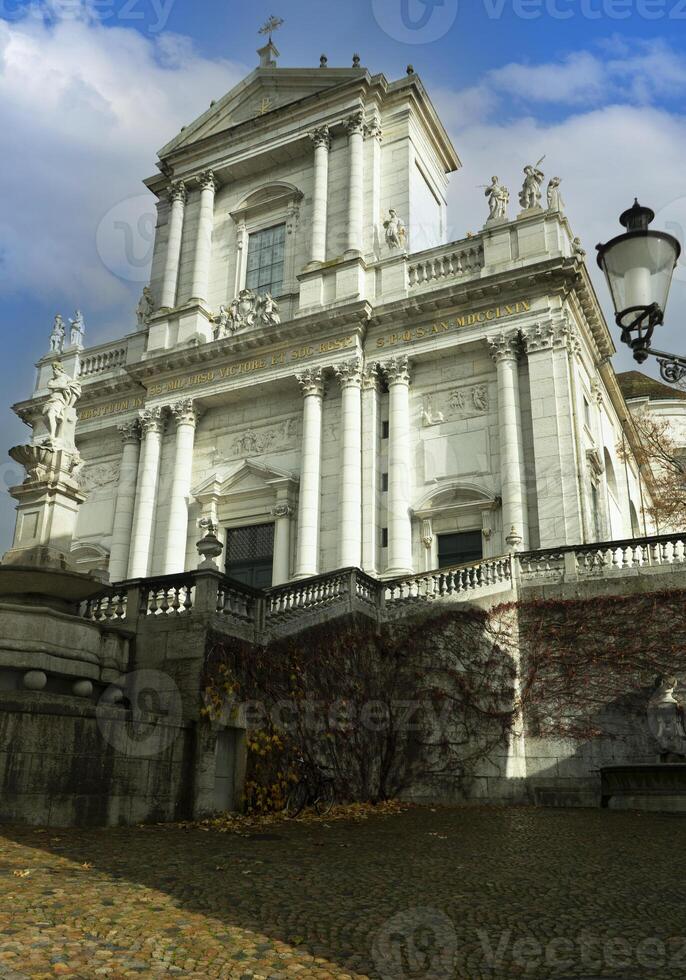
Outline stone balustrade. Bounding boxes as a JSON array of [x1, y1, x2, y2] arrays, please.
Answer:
[[81, 533, 686, 641], [79, 341, 129, 378], [407, 238, 485, 290]]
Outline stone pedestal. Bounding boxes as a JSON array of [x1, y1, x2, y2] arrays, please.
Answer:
[[4, 444, 86, 564]]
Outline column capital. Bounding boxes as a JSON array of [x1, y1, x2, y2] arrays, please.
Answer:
[[309, 125, 330, 149], [272, 503, 293, 519], [334, 356, 363, 388], [139, 406, 165, 436], [520, 320, 576, 355], [364, 119, 383, 141], [381, 355, 411, 386], [171, 397, 200, 428], [197, 170, 218, 194], [168, 180, 188, 205], [345, 110, 365, 136], [296, 366, 325, 398], [362, 363, 381, 391], [488, 330, 520, 362], [117, 419, 141, 445]]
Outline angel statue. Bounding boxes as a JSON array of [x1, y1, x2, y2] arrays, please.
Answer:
[[259, 293, 280, 326], [41, 361, 82, 446], [214, 305, 231, 339], [69, 309, 85, 348], [49, 314, 65, 354], [136, 286, 155, 328], [519, 158, 545, 211], [484, 176, 509, 222], [546, 176, 564, 213], [383, 208, 406, 249]]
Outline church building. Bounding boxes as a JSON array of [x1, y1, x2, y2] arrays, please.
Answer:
[[7, 42, 652, 585]]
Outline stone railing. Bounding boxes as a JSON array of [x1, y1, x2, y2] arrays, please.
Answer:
[[82, 534, 686, 639], [517, 532, 686, 586], [407, 238, 485, 290], [79, 341, 128, 378], [384, 556, 513, 610]]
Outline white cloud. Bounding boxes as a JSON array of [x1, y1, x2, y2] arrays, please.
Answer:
[[0, 14, 246, 332]]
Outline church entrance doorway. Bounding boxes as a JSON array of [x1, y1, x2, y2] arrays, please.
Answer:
[[437, 530, 483, 569], [225, 523, 275, 588]]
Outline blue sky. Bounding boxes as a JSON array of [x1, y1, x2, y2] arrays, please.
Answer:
[[1, 0, 686, 550]]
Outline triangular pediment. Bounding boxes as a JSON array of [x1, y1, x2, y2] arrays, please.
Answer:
[[192, 459, 297, 502], [160, 68, 364, 156]]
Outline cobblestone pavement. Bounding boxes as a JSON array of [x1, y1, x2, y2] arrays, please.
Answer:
[[1, 806, 686, 979]]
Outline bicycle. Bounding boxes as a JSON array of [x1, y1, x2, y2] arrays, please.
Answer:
[[284, 755, 336, 817]]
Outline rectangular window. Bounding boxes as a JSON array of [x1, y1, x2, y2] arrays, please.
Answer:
[[437, 530, 483, 569], [583, 395, 592, 430], [245, 223, 286, 297], [381, 472, 389, 492], [226, 523, 275, 589], [381, 528, 388, 549], [381, 420, 389, 439]]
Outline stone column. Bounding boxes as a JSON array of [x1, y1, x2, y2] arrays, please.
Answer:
[[488, 332, 529, 551], [521, 320, 583, 547], [128, 407, 165, 579], [163, 399, 200, 575], [334, 357, 363, 569], [309, 127, 330, 265], [294, 367, 325, 578], [361, 364, 381, 574], [272, 503, 293, 586], [160, 181, 187, 310], [189, 171, 218, 305], [345, 111, 365, 257], [108, 420, 141, 582], [382, 355, 413, 576]]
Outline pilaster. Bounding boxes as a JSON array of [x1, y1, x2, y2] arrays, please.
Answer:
[[521, 319, 584, 547], [160, 181, 187, 311], [381, 355, 413, 576], [334, 357, 363, 569], [488, 331, 529, 552], [109, 420, 142, 582], [361, 364, 381, 575], [163, 399, 200, 575], [128, 407, 165, 579], [294, 367, 325, 579]]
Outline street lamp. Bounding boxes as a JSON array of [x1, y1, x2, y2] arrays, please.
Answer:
[[596, 200, 684, 383]]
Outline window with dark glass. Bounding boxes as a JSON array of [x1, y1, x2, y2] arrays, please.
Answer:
[[437, 530, 483, 568], [225, 523, 275, 589], [245, 223, 286, 297]]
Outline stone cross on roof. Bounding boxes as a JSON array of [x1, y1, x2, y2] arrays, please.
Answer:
[[257, 17, 283, 68]]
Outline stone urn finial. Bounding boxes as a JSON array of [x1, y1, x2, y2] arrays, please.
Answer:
[[196, 518, 223, 570]]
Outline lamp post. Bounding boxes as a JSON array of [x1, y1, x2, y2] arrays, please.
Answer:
[[596, 200, 684, 383]]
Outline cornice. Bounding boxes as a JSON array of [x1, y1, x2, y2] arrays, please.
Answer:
[[125, 301, 372, 384]]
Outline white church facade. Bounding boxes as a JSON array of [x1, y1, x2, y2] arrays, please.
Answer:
[[7, 43, 653, 586]]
